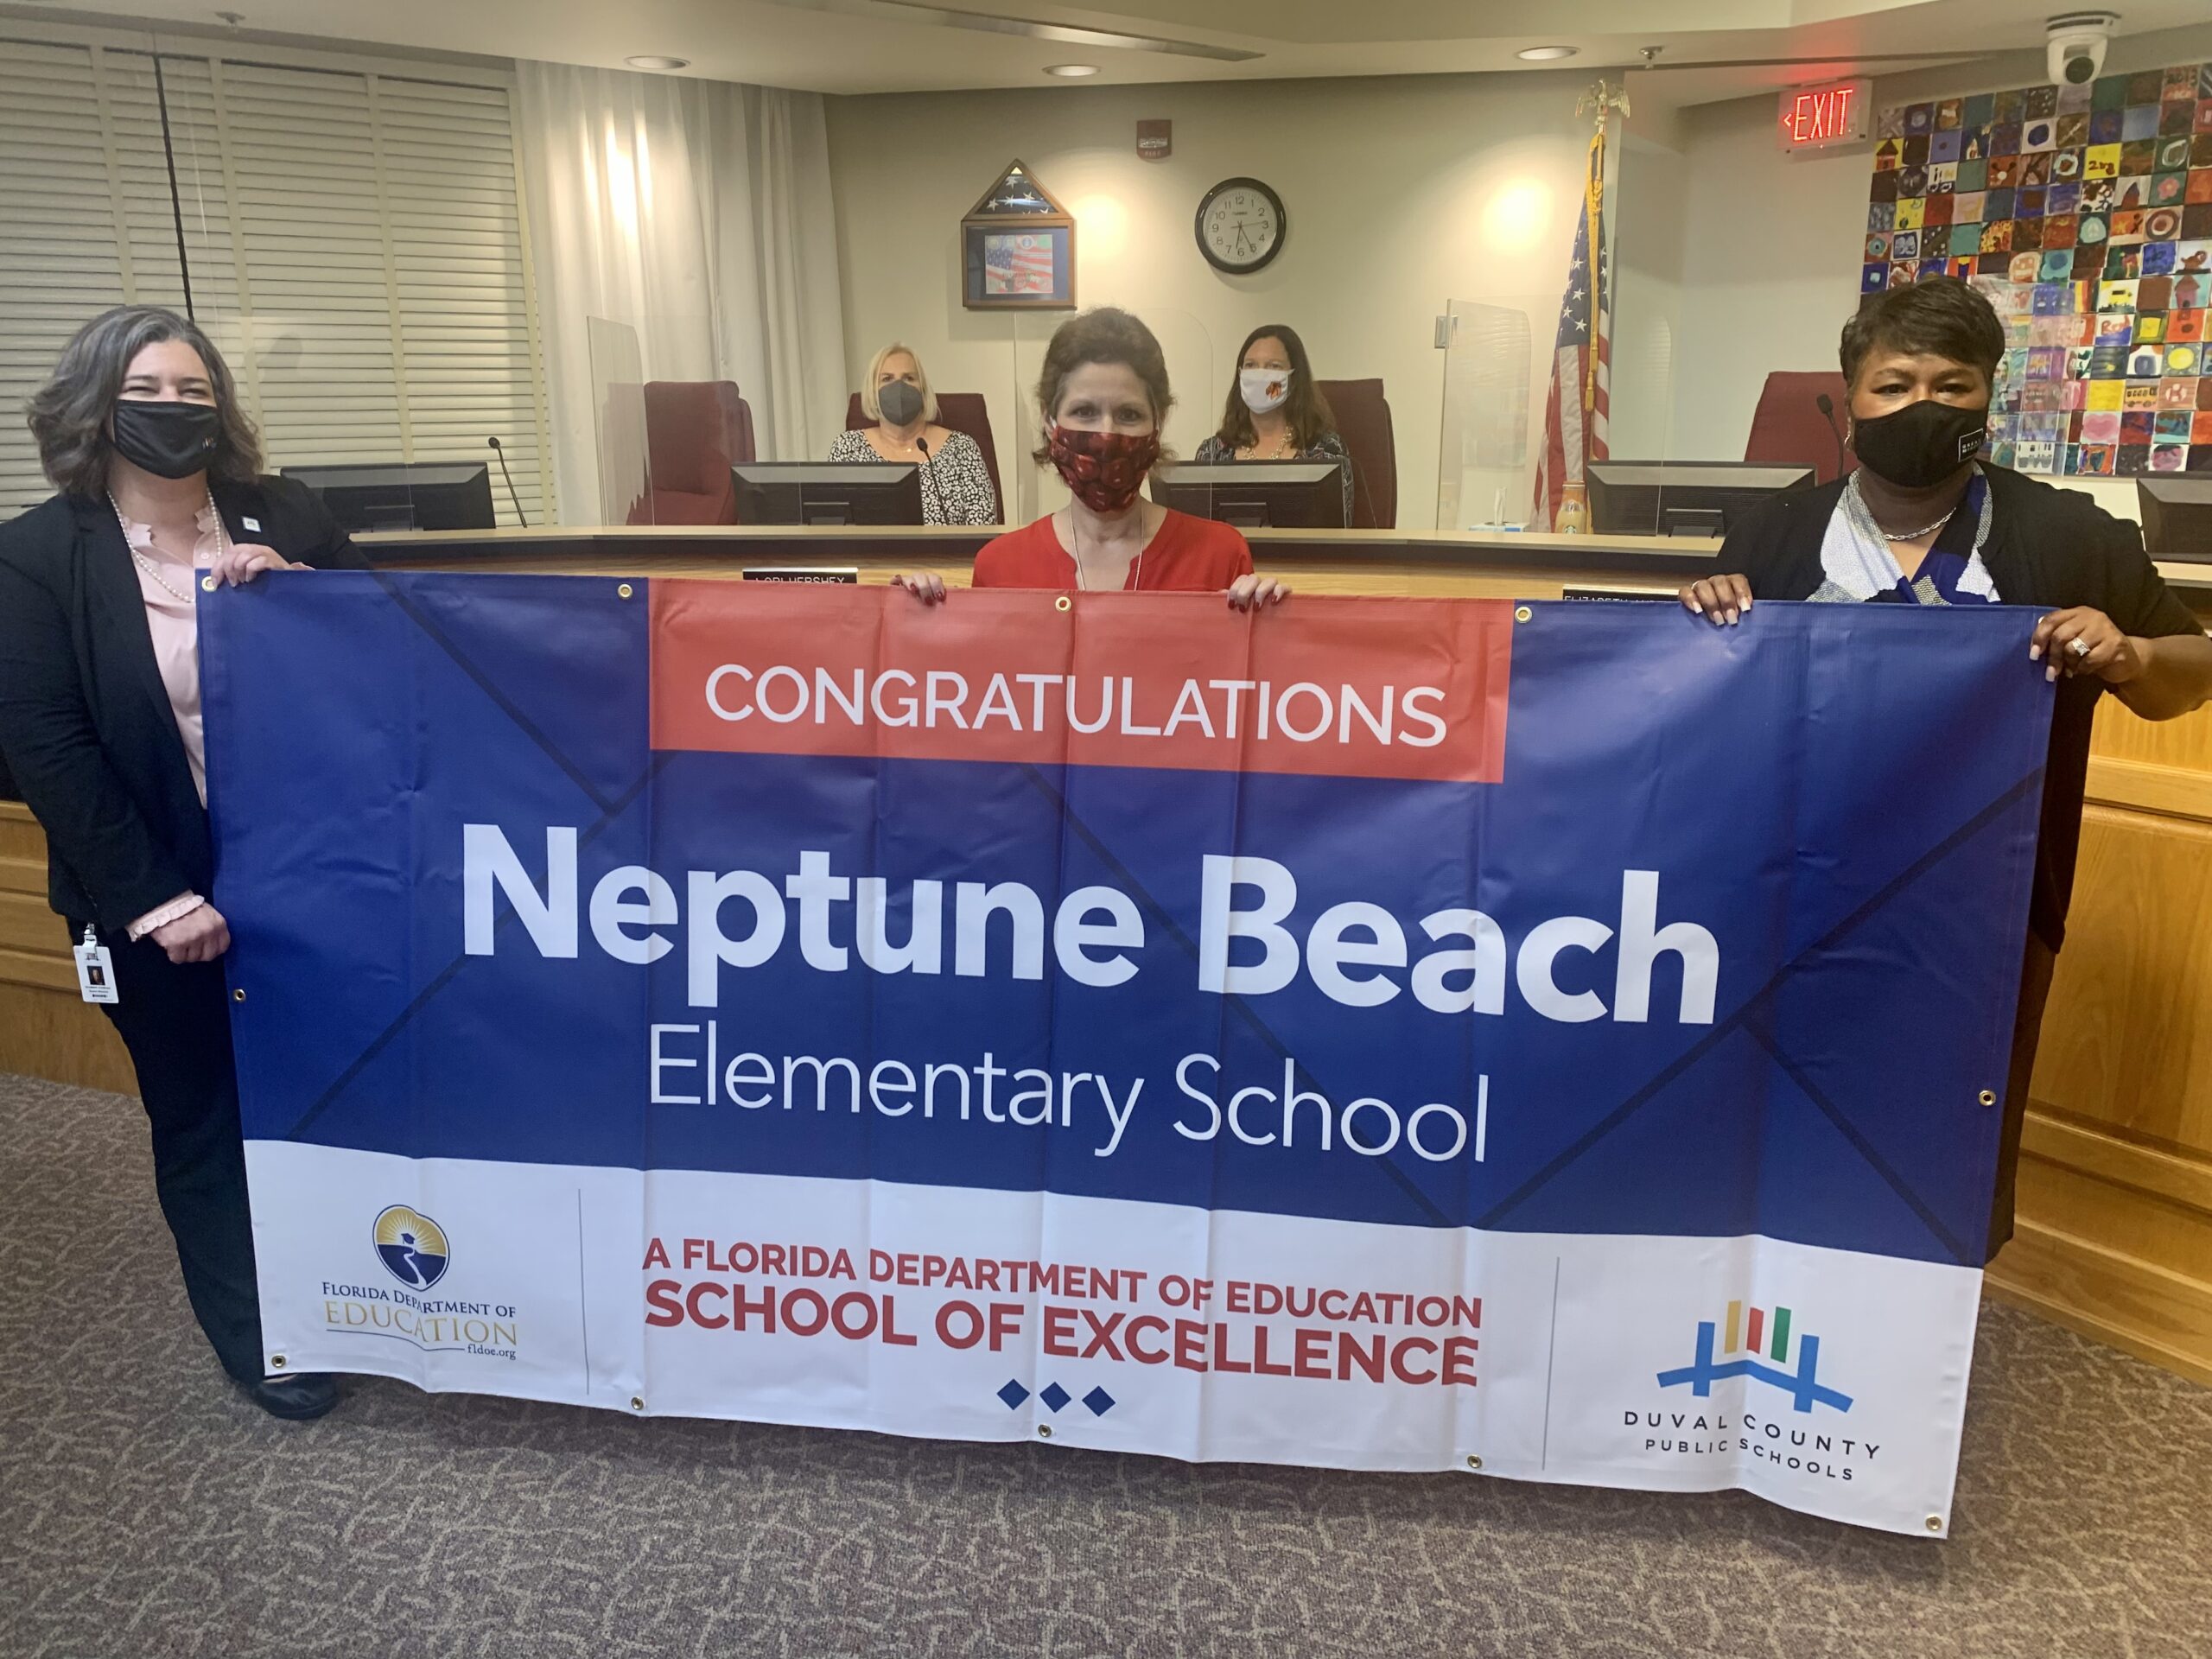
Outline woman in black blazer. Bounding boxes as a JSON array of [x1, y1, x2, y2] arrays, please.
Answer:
[[0, 305, 364, 1419], [1679, 277, 2211, 1265]]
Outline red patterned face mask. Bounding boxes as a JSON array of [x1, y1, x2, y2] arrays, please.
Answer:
[[1046, 424, 1160, 513]]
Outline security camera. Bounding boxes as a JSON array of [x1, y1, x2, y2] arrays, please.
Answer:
[[2046, 12, 2118, 87]]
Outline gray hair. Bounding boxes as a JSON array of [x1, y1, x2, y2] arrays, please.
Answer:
[[25, 305, 261, 497]]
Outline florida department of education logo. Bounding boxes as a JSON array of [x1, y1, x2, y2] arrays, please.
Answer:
[[1657, 1300, 1853, 1414], [373, 1205, 450, 1290]]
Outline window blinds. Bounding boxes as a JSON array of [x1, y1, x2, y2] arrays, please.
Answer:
[[0, 32, 552, 525]]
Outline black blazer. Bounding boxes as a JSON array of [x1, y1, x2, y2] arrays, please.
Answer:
[[1712, 463, 2195, 628], [1712, 462, 2201, 954], [0, 475, 365, 935]]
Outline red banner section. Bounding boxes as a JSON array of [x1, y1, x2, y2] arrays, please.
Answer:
[[649, 583, 1512, 785]]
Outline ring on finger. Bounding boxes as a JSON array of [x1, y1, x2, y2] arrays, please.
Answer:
[[2067, 637, 2091, 659]]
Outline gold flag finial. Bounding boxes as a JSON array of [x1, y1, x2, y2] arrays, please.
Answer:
[[1578, 78, 1630, 130]]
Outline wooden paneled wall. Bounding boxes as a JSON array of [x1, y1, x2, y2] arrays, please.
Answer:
[[2, 539, 2206, 1385], [1983, 699, 2212, 1386], [0, 802, 134, 1094]]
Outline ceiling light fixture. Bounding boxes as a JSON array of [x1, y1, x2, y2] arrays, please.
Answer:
[[1045, 64, 1100, 77], [1516, 46, 1579, 61], [626, 54, 690, 70]]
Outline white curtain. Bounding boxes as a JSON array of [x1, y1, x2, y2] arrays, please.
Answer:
[[517, 61, 848, 520]]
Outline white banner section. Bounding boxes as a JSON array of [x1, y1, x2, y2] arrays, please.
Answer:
[[249, 1142, 1980, 1536]]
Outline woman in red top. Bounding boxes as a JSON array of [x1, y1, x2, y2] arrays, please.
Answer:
[[896, 307, 1289, 607]]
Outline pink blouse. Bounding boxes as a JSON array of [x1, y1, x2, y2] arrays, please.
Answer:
[[116, 503, 221, 940]]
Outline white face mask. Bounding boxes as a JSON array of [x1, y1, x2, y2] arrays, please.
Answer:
[[1239, 365, 1292, 415]]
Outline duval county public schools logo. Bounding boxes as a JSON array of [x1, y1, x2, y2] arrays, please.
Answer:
[[373, 1205, 450, 1290], [1656, 1300, 1853, 1414]]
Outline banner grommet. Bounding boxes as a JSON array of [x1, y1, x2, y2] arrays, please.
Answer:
[[270, 1354, 286, 1370], [618, 583, 634, 599], [1055, 596, 1071, 613], [1465, 1453, 1482, 1471], [1925, 1515, 1943, 1533], [1037, 1424, 1052, 1439], [232, 988, 245, 1002], [1515, 606, 1533, 622], [630, 1395, 645, 1412], [200, 575, 217, 593], [1977, 1089, 1997, 1107]]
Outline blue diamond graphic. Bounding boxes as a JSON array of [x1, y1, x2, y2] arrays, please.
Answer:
[[1083, 1386, 1116, 1416], [997, 1379, 1030, 1409], [1039, 1382, 1071, 1413]]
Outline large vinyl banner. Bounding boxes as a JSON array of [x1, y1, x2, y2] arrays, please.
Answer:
[[201, 576, 2051, 1537]]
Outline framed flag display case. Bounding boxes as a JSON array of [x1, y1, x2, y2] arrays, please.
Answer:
[[963, 160, 1076, 310]]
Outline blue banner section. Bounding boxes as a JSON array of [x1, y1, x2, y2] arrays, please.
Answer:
[[202, 575, 2050, 1267]]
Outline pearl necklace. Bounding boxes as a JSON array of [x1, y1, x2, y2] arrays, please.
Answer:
[[108, 488, 225, 604]]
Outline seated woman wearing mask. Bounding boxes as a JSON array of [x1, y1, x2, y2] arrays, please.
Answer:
[[1193, 323, 1353, 527], [0, 305, 365, 1419], [897, 307, 1287, 606], [1680, 275, 2212, 1262], [830, 343, 997, 524]]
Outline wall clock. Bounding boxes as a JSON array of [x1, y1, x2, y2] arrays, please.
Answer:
[[1196, 177, 1286, 274]]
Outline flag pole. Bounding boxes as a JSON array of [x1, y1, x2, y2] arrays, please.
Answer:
[[1580, 79, 1628, 446], [1544, 79, 1630, 533]]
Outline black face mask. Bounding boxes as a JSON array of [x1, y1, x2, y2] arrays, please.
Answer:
[[1849, 398, 1986, 491], [110, 398, 222, 480], [877, 380, 925, 428]]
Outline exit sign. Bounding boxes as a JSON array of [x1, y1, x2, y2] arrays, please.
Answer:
[[1777, 79, 1872, 152]]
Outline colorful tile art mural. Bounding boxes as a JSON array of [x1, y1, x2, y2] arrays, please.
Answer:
[[1867, 63, 2212, 477]]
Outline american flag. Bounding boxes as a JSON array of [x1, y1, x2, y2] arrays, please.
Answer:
[[1534, 130, 1611, 530], [985, 232, 1056, 295]]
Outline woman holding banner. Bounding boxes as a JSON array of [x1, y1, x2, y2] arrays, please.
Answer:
[[1678, 276, 2212, 1261], [895, 307, 1291, 605], [0, 306, 363, 1419]]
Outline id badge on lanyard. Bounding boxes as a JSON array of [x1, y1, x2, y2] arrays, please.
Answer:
[[74, 924, 118, 1004]]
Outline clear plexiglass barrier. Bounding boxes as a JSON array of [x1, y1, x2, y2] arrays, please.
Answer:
[[1437, 278, 1805, 544], [1437, 296, 1545, 534], [587, 317, 650, 528]]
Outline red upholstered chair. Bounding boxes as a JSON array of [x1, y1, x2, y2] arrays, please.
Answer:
[[1745, 371, 1856, 484], [844, 391, 1004, 522], [1316, 378, 1396, 529], [634, 381, 756, 524]]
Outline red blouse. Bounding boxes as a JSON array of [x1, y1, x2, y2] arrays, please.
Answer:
[[971, 510, 1255, 592]]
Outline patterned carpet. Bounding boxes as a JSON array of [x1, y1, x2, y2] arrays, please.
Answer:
[[2, 1071, 2209, 1659]]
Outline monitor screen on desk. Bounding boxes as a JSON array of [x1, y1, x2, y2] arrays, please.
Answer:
[[1148, 461, 1345, 530], [2139, 478, 2212, 563], [733, 464, 922, 526], [1586, 461, 1815, 538], [282, 462, 495, 533]]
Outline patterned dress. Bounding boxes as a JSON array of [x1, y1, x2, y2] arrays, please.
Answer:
[[827, 429, 998, 525]]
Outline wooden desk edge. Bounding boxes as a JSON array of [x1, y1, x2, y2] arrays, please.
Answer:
[[358, 525, 1728, 587], [354, 525, 2212, 601]]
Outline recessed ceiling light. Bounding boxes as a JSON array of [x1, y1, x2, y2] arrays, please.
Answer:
[[1045, 64, 1100, 78], [1516, 46, 1578, 61], [626, 54, 690, 70]]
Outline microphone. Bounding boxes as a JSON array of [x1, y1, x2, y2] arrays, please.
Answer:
[[486, 435, 529, 526], [914, 434, 946, 524], [1815, 394, 1848, 484]]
